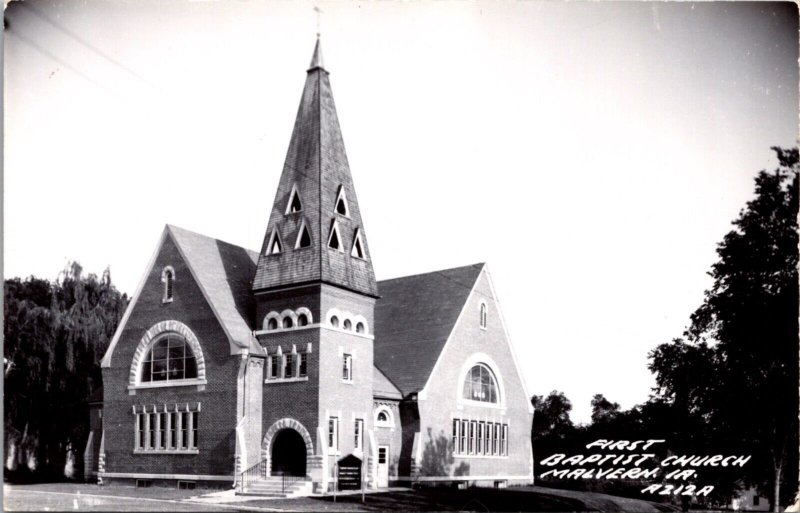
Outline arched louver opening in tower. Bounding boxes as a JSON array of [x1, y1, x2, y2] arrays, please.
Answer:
[[335, 185, 349, 217], [351, 229, 366, 259], [286, 185, 303, 214], [328, 220, 343, 251], [296, 221, 312, 249]]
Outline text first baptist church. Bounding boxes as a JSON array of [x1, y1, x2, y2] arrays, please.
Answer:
[[88, 39, 534, 495]]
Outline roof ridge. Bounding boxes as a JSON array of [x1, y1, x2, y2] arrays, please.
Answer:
[[377, 262, 485, 284]]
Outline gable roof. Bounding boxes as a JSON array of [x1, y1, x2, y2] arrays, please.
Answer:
[[373, 263, 484, 397], [101, 225, 263, 368], [373, 366, 402, 400], [167, 225, 262, 355]]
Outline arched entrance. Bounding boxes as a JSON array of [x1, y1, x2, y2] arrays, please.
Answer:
[[270, 428, 307, 476]]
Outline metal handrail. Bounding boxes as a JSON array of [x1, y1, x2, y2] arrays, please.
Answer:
[[281, 471, 304, 494], [238, 458, 267, 493]]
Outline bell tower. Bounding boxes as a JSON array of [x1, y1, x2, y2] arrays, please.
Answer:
[[252, 38, 378, 491]]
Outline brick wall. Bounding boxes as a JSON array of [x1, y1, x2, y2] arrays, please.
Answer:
[[102, 235, 240, 481], [414, 268, 533, 484]]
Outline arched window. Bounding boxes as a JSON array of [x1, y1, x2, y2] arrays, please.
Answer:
[[462, 364, 499, 404], [375, 406, 394, 428], [282, 317, 293, 329], [297, 313, 309, 327], [267, 318, 278, 330], [162, 267, 175, 303], [356, 322, 365, 334], [330, 316, 339, 328], [480, 302, 487, 329], [141, 333, 197, 383], [343, 319, 352, 331]]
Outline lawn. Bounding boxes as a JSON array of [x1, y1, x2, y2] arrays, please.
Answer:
[[3, 482, 680, 512]]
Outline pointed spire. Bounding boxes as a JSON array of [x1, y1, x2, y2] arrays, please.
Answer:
[[308, 36, 325, 72]]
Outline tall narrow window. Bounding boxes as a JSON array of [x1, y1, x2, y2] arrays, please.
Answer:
[[483, 422, 490, 454], [266, 229, 283, 255], [182, 412, 191, 449], [298, 353, 308, 377], [162, 267, 175, 303], [286, 185, 303, 214], [159, 412, 167, 449], [480, 303, 487, 329], [351, 229, 365, 259], [268, 355, 279, 379], [342, 354, 353, 382], [460, 420, 467, 454], [477, 421, 484, 455], [452, 420, 459, 455], [354, 419, 363, 450], [137, 414, 145, 449], [335, 186, 349, 217], [328, 417, 339, 451], [295, 221, 312, 249], [284, 353, 295, 378], [469, 421, 477, 454], [328, 220, 342, 251], [501, 424, 508, 456]]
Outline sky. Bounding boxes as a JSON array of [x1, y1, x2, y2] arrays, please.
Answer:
[[4, 1, 798, 423]]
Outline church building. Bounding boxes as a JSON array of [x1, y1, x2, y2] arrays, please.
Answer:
[[92, 39, 534, 495]]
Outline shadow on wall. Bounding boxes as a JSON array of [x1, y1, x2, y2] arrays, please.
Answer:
[[419, 428, 469, 478]]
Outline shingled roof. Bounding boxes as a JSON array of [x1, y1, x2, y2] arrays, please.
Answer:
[[373, 263, 484, 398], [169, 225, 263, 355]]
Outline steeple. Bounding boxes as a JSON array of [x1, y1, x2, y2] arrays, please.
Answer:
[[253, 39, 378, 297]]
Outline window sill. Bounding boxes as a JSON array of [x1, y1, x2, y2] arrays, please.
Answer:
[[457, 399, 506, 410], [128, 379, 207, 393], [162, 298, 173, 304], [133, 449, 199, 455], [342, 379, 354, 385], [265, 377, 309, 384]]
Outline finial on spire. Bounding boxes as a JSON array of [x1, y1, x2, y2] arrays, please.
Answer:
[[308, 7, 325, 72]]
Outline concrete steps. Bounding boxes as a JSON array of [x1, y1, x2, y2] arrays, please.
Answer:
[[238, 476, 313, 498]]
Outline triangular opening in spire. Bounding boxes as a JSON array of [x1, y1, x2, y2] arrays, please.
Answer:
[[328, 220, 343, 251], [351, 229, 366, 260], [286, 185, 303, 214], [295, 220, 312, 249], [266, 229, 283, 255], [335, 186, 349, 217]]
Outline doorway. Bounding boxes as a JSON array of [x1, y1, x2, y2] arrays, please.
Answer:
[[270, 428, 307, 476], [377, 445, 389, 487]]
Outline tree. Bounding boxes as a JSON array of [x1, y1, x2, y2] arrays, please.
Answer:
[[590, 394, 621, 425], [649, 148, 799, 511], [531, 390, 577, 464], [4, 263, 128, 480]]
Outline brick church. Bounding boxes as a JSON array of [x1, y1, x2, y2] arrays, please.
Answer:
[[87, 38, 534, 495]]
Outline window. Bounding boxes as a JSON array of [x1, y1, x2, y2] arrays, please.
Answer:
[[477, 421, 484, 455], [298, 353, 308, 377], [328, 417, 339, 451], [297, 314, 309, 327], [343, 319, 352, 331], [330, 316, 340, 328], [162, 267, 175, 303], [135, 406, 198, 452], [282, 317, 293, 329], [492, 423, 499, 455], [328, 220, 343, 251], [460, 420, 467, 454], [375, 407, 394, 427], [469, 421, 477, 454], [342, 354, 353, 382], [284, 354, 295, 378], [501, 424, 508, 456], [268, 355, 279, 379], [354, 419, 363, 450], [378, 447, 387, 464], [266, 229, 283, 255], [480, 303, 487, 329], [356, 322, 365, 334], [141, 333, 197, 383], [483, 423, 490, 454], [286, 185, 303, 214], [351, 229, 365, 259], [335, 186, 349, 217], [266, 318, 278, 330], [452, 420, 459, 453], [462, 364, 499, 403], [295, 221, 312, 249]]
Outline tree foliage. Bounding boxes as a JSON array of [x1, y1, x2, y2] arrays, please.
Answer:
[[649, 148, 799, 510], [4, 262, 128, 480]]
